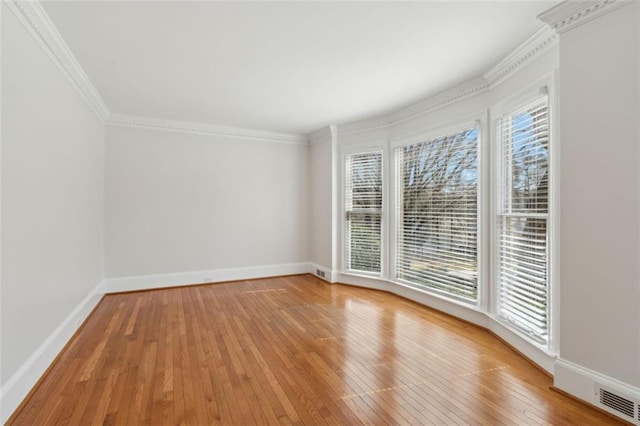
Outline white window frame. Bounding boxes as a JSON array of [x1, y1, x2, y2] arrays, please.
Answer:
[[340, 143, 388, 279], [389, 113, 488, 306], [490, 72, 559, 354]]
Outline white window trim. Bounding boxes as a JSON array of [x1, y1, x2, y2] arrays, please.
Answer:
[[389, 112, 488, 306], [489, 71, 559, 355], [340, 143, 388, 279]]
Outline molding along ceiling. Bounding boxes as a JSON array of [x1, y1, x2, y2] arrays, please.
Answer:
[[339, 25, 558, 136], [106, 114, 309, 145], [538, 0, 634, 33], [483, 26, 558, 87], [308, 125, 334, 146], [11, 0, 610, 142], [40, 1, 560, 135], [5, 0, 110, 121]]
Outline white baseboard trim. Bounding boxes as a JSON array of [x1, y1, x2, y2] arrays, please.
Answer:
[[0, 280, 106, 424], [308, 262, 336, 283], [336, 272, 488, 326], [554, 358, 640, 423], [388, 280, 490, 330], [337, 272, 389, 292], [488, 319, 555, 374], [334, 272, 555, 375], [105, 262, 311, 293]]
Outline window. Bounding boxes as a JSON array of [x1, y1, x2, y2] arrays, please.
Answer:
[[344, 151, 383, 274], [395, 127, 479, 301], [496, 95, 550, 344]]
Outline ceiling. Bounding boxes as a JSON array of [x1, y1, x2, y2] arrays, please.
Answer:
[[42, 1, 559, 135]]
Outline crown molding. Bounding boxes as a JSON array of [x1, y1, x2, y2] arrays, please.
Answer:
[[484, 26, 558, 88], [106, 114, 309, 145], [337, 115, 392, 136], [339, 77, 490, 136], [6, 0, 304, 142], [339, 81, 490, 137], [6, 0, 562, 142], [308, 125, 334, 145], [339, 78, 490, 136], [338, 22, 559, 137], [5, 0, 110, 121], [538, 0, 635, 34], [389, 77, 490, 126]]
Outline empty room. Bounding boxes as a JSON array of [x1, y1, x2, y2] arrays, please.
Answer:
[[1, 0, 639, 424]]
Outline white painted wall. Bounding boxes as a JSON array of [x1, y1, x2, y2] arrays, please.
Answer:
[[309, 131, 333, 271], [1, 1, 105, 389], [105, 126, 309, 279], [558, 3, 640, 388]]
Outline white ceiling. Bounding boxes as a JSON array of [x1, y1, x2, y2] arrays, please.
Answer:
[[42, 1, 558, 135]]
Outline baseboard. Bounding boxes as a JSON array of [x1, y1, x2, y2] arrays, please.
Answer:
[[336, 272, 489, 326], [488, 319, 555, 374], [105, 262, 312, 293], [554, 358, 640, 424], [335, 272, 555, 375], [387, 280, 490, 330], [0, 280, 106, 424], [308, 262, 335, 283]]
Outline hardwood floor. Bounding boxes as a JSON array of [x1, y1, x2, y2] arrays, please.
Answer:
[[9, 274, 624, 425]]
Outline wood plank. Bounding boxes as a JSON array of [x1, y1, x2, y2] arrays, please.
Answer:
[[7, 274, 626, 425]]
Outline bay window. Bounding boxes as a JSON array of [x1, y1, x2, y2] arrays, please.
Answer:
[[340, 84, 554, 351]]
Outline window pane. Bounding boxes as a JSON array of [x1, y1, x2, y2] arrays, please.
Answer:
[[498, 217, 548, 343], [346, 212, 381, 272], [345, 152, 382, 273], [497, 95, 550, 345], [503, 100, 549, 214], [396, 128, 478, 300]]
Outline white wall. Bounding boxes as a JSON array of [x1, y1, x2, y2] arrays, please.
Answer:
[[1, 0, 105, 395], [558, 3, 640, 388], [309, 129, 333, 272], [105, 126, 309, 280]]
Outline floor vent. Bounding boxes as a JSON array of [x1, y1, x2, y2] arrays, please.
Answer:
[[595, 384, 640, 424]]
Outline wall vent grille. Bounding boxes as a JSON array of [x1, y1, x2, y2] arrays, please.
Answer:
[[595, 384, 640, 424]]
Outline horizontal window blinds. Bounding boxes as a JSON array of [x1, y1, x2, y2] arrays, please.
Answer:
[[497, 95, 550, 344], [396, 128, 479, 301], [345, 151, 382, 273]]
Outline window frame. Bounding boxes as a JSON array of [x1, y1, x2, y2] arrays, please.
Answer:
[[340, 143, 387, 278], [389, 114, 488, 306], [490, 72, 559, 353]]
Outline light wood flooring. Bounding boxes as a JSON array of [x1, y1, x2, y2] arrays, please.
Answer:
[[8, 274, 625, 425]]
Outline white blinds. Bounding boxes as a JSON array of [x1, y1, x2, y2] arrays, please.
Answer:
[[396, 128, 479, 300], [497, 96, 550, 344], [344, 151, 382, 273]]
